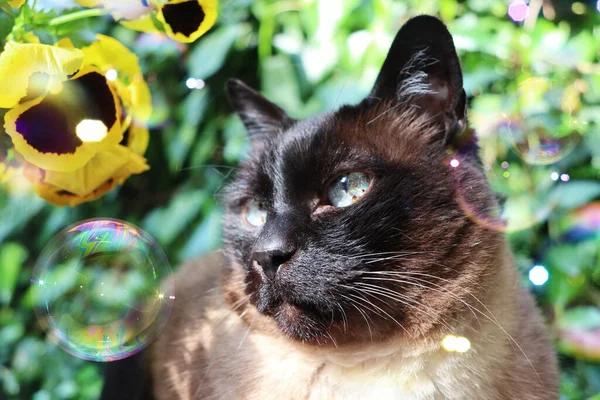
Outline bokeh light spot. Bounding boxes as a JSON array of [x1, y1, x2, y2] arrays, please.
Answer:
[[508, 0, 529, 22], [450, 159, 460, 168], [185, 77, 205, 90], [560, 173, 571, 182], [571, 2, 586, 15], [442, 335, 471, 352], [529, 265, 549, 286], [551, 172, 559, 181], [105, 68, 118, 82], [75, 119, 108, 143], [31, 219, 174, 362]]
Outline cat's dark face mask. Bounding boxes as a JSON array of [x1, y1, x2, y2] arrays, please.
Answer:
[[222, 16, 502, 345]]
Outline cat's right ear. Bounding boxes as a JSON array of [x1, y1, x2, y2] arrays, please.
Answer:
[[226, 79, 295, 144]]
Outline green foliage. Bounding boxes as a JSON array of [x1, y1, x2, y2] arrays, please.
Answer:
[[0, 0, 599, 398]]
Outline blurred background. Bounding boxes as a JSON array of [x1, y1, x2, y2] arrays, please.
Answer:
[[0, 0, 599, 399]]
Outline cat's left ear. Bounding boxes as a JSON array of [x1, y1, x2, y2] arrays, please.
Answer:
[[370, 15, 467, 141], [226, 79, 295, 143]]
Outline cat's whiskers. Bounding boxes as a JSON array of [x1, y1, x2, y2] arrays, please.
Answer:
[[360, 272, 483, 325], [352, 282, 458, 334], [341, 287, 413, 338], [346, 250, 436, 261], [359, 273, 540, 381], [339, 293, 374, 341], [237, 310, 257, 350], [335, 301, 349, 333]]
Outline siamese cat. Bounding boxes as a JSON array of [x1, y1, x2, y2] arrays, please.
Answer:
[[101, 15, 558, 400]]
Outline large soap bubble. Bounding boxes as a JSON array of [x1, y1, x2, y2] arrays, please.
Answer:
[[31, 218, 174, 362]]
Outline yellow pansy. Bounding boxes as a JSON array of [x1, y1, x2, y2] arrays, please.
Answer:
[[4, 65, 124, 172], [76, 0, 218, 43], [0, 37, 152, 206], [155, 0, 218, 43]]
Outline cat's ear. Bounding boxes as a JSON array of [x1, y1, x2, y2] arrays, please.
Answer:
[[370, 15, 467, 139], [226, 79, 295, 143]]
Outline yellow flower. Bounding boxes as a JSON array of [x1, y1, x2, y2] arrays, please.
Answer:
[[0, 36, 152, 207], [7, 0, 26, 8], [76, 0, 218, 43]]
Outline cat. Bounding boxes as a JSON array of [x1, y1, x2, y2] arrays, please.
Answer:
[[101, 15, 559, 400]]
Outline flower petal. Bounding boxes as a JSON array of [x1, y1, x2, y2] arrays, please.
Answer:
[[24, 145, 149, 206], [120, 14, 161, 33], [76, 0, 152, 20], [4, 68, 122, 172], [0, 43, 84, 108], [156, 0, 218, 43], [82, 35, 152, 124], [7, 0, 26, 8], [123, 124, 150, 156]]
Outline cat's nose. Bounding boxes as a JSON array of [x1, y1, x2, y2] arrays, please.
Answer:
[[252, 247, 296, 280]]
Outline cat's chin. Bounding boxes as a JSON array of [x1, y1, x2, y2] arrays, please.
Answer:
[[273, 301, 331, 344]]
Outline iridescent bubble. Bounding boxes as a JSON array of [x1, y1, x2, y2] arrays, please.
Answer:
[[500, 77, 581, 165], [31, 219, 174, 362], [451, 155, 554, 233]]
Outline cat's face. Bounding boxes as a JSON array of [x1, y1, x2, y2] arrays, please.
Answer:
[[222, 16, 502, 345]]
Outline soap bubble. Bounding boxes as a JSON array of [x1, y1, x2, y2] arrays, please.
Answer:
[[451, 156, 554, 233], [500, 77, 581, 165], [31, 219, 174, 362]]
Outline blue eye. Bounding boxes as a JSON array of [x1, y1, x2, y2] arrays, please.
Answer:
[[242, 199, 267, 227], [327, 172, 372, 208]]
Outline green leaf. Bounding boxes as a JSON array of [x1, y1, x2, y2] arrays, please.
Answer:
[[548, 181, 600, 211], [179, 206, 223, 260], [187, 25, 241, 80], [0, 192, 45, 243], [556, 307, 600, 331], [0, 242, 27, 306], [141, 189, 207, 247], [167, 88, 210, 172], [0, 365, 19, 395]]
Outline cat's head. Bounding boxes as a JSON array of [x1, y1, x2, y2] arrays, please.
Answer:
[[222, 15, 502, 345]]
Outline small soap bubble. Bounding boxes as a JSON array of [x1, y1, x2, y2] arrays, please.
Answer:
[[31, 218, 174, 362], [452, 157, 553, 233], [499, 77, 581, 165]]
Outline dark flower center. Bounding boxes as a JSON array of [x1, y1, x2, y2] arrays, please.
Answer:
[[16, 72, 117, 155], [162, 1, 205, 37]]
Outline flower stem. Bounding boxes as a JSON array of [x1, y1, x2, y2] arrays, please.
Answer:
[[47, 8, 107, 27], [0, 3, 16, 18]]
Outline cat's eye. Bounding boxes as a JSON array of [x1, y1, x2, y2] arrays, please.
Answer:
[[242, 199, 268, 227], [327, 172, 372, 208]]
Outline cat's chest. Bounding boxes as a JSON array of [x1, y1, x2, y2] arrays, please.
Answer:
[[242, 334, 463, 400]]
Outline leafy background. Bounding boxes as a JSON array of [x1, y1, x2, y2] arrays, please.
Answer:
[[0, 0, 599, 399]]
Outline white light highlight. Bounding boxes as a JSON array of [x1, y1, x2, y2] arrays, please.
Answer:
[[38, 280, 45, 286], [550, 172, 559, 181], [450, 159, 460, 168], [76, 119, 108, 142], [560, 173, 570, 182], [106, 68, 118, 81], [186, 78, 206, 90], [442, 335, 471, 353], [529, 265, 549, 286]]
